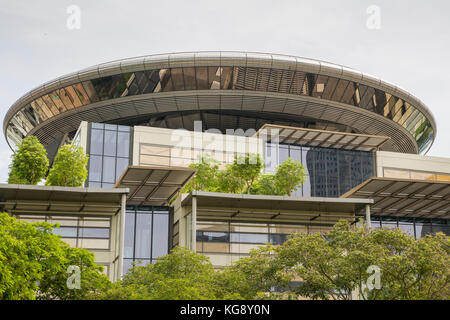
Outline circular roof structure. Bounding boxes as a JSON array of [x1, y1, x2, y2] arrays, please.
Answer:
[[3, 51, 436, 154]]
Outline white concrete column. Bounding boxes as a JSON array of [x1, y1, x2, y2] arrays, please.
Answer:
[[191, 196, 197, 252], [117, 193, 127, 280], [365, 204, 371, 231]]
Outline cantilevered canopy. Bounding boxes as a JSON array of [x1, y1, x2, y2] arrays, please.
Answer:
[[255, 124, 390, 152], [0, 184, 129, 216], [182, 191, 373, 225], [341, 177, 450, 219], [115, 166, 196, 206]]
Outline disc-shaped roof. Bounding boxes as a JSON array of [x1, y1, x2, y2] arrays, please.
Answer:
[[4, 51, 436, 154]]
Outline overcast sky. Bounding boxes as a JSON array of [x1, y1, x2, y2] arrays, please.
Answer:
[[0, 0, 449, 182]]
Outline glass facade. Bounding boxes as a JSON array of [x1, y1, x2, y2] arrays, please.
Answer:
[[6, 65, 434, 154], [123, 206, 170, 275], [265, 143, 374, 197], [13, 214, 111, 249], [383, 168, 450, 182], [196, 221, 331, 256], [86, 123, 131, 188], [371, 217, 449, 239]]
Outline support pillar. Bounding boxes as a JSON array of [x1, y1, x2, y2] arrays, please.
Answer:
[[191, 195, 197, 252], [365, 204, 371, 231]]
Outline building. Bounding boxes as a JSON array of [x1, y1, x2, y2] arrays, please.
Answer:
[[2, 52, 449, 279]]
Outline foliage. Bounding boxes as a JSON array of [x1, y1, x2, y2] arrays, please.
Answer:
[[45, 144, 89, 187], [182, 155, 221, 193], [229, 154, 263, 194], [102, 246, 243, 300], [226, 220, 450, 300], [8, 136, 49, 185], [0, 213, 110, 300], [251, 174, 284, 196], [183, 154, 305, 196], [273, 158, 306, 196]]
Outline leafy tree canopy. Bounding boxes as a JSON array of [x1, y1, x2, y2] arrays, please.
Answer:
[[0, 213, 110, 300], [102, 246, 242, 300], [222, 220, 450, 300], [45, 144, 89, 187], [183, 154, 305, 196], [8, 136, 49, 185]]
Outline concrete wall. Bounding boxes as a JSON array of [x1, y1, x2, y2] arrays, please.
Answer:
[[132, 126, 264, 167], [376, 151, 450, 177]]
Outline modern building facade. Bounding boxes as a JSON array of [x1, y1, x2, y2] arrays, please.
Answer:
[[2, 52, 449, 279]]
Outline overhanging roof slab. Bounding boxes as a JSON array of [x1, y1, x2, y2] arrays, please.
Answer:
[[115, 166, 196, 206], [341, 177, 450, 219], [255, 124, 390, 151]]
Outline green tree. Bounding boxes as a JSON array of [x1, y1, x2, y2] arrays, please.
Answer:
[[216, 165, 245, 194], [45, 144, 89, 187], [0, 213, 110, 300], [274, 158, 306, 196], [230, 154, 263, 194], [251, 174, 284, 196], [182, 155, 220, 193], [102, 246, 243, 300], [231, 220, 450, 300], [8, 136, 49, 185]]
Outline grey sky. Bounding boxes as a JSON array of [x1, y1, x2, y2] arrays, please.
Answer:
[[0, 0, 449, 182]]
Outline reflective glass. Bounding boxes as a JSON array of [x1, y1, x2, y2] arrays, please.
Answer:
[[88, 155, 102, 182], [90, 129, 104, 155], [103, 130, 117, 156], [135, 214, 152, 259], [102, 156, 116, 183], [152, 214, 169, 258], [124, 213, 135, 258], [117, 132, 130, 157], [79, 227, 110, 238]]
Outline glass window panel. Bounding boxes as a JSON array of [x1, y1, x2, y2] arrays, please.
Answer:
[[73, 83, 91, 106], [105, 124, 117, 131], [415, 222, 432, 238], [103, 130, 117, 156], [102, 156, 116, 183], [116, 157, 129, 181], [398, 223, 415, 237], [196, 67, 209, 89], [79, 227, 110, 238], [92, 123, 104, 129], [135, 214, 152, 259], [88, 155, 102, 182], [201, 242, 230, 253], [64, 86, 83, 108], [279, 145, 289, 165], [270, 234, 288, 245], [101, 183, 114, 188], [220, 67, 234, 89], [122, 258, 134, 275], [52, 227, 77, 237], [330, 79, 350, 102], [124, 212, 135, 258], [152, 214, 169, 259], [90, 129, 104, 155], [431, 223, 449, 236], [117, 132, 130, 158], [230, 233, 269, 244], [289, 146, 301, 162], [81, 81, 100, 103], [118, 125, 130, 132], [198, 231, 229, 242], [338, 150, 352, 195], [326, 149, 339, 197], [88, 181, 101, 188]]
